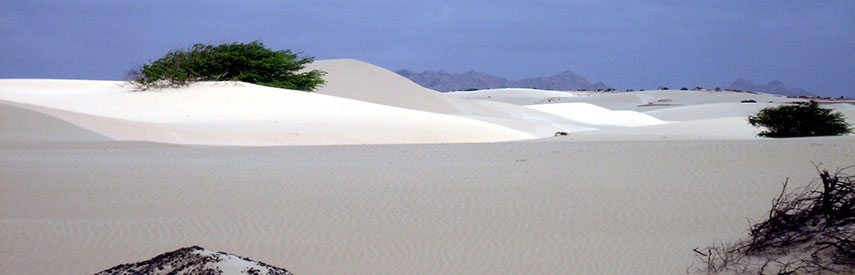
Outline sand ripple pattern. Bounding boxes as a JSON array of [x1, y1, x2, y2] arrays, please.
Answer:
[[2, 139, 855, 274]]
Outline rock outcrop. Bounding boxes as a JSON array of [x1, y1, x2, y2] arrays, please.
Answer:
[[96, 246, 293, 275]]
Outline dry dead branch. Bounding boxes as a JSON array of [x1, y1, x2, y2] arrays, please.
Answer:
[[693, 165, 855, 274]]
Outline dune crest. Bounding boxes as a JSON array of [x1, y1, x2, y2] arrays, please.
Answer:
[[0, 79, 535, 145], [305, 59, 596, 136], [525, 102, 667, 127], [2, 60, 848, 146]]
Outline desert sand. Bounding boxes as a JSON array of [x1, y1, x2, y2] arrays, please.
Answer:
[[2, 59, 854, 274]]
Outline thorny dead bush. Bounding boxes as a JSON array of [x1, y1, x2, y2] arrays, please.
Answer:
[[692, 165, 855, 274]]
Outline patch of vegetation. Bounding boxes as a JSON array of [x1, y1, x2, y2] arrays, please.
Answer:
[[128, 41, 325, 91], [748, 102, 852, 137], [693, 165, 855, 274]]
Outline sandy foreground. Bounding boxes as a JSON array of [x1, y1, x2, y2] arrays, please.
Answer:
[[2, 59, 855, 274]]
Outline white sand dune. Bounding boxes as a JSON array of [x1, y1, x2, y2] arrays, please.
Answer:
[[3, 59, 855, 274], [626, 102, 854, 140], [307, 61, 761, 137], [0, 100, 110, 143], [643, 102, 778, 121], [524, 102, 668, 127], [549, 117, 762, 140], [538, 90, 800, 111], [641, 100, 855, 128], [0, 79, 535, 145], [448, 88, 581, 105], [305, 59, 592, 136], [825, 102, 855, 122], [2, 62, 812, 146], [306, 59, 529, 119], [307, 59, 470, 115], [465, 88, 853, 140], [456, 99, 602, 135]]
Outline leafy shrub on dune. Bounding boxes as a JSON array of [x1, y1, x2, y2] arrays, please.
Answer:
[[129, 41, 325, 91], [748, 102, 852, 137]]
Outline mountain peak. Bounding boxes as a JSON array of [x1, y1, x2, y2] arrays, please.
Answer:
[[555, 70, 581, 76], [767, 80, 785, 87], [731, 78, 753, 86], [728, 78, 814, 97]]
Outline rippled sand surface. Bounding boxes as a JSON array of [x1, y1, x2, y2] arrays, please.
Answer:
[[3, 136, 854, 274]]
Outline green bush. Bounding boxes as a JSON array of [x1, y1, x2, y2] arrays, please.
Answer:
[[130, 41, 325, 91], [748, 101, 852, 137]]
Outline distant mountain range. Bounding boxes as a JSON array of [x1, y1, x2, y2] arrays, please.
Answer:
[[395, 69, 815, 97], [395, 69, 610, 92], [727, 79, 815, 97]]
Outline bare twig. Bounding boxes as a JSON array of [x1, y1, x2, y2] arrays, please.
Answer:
[[692, 165, 855, 274]]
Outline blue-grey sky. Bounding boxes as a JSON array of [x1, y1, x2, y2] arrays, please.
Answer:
[[2, 1, 854, 97]]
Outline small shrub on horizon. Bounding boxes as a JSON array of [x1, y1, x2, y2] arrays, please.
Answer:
[[748, 101, 852, 137], [129, 41, 325, 91]]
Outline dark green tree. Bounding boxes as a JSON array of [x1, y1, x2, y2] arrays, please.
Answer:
[[130, 41, 325, 91], [748, 101, 852, 137]]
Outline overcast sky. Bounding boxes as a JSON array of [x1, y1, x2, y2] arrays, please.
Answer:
[[2, 1, 854, 97]]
